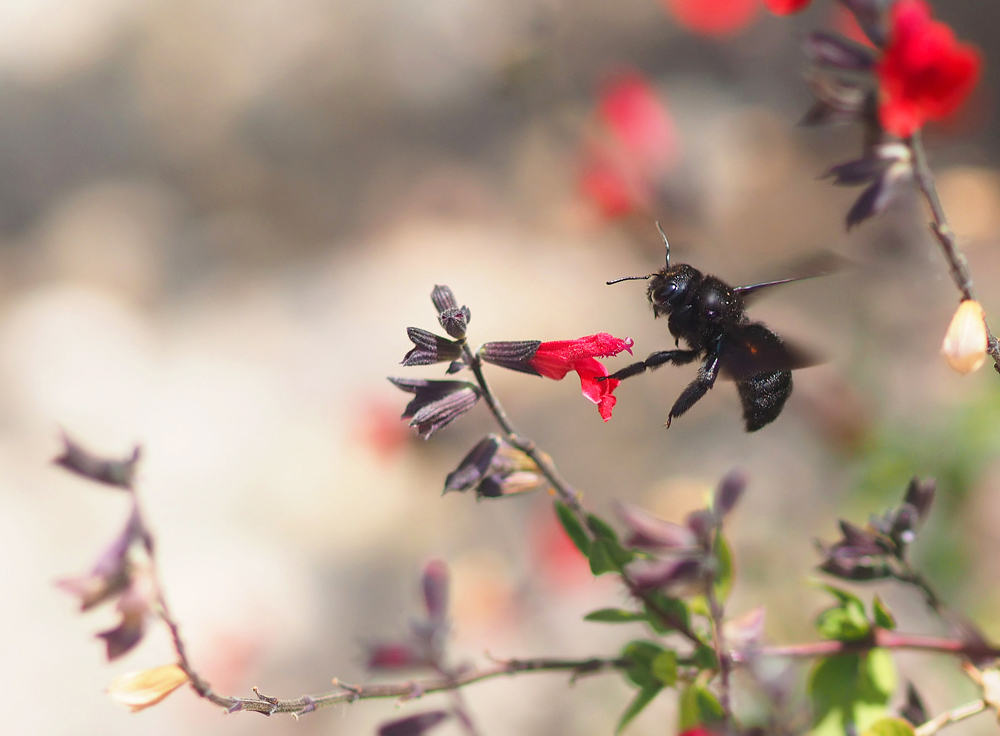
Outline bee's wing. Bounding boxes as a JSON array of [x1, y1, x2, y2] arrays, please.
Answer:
[[718, 323, 819, 380], [733, 251, 849, 302]]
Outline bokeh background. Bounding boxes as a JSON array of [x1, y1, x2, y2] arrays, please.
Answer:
[[3, 0, 1000, 734]]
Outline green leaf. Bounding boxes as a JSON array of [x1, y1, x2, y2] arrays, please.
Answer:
[[873, 596, 896, 630], [616, 686, 661, 734], [678, 680, 724, 732], [620, 640, 665, 691], [809, 652, 897, 736], [691, 645, 718, 671], [589, 539, 617, 576], [555, 502, 590, 558], [816, 602, 871, 642], [817, 582, 865, 608], [642, 593, 690, 634], [584, 608, 648, 624], [651, 650, 678, 687], [587, 514, 635, 567], [862, 717, 916, 736]]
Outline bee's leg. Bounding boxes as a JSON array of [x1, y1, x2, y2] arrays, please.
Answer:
[[666, 354, 720, 428], [603, 350, 699, 382]]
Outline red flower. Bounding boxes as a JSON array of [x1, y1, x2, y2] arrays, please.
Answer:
[[875, 0, 982, 138], [762, 0, 811, 14], [663, 0, 759, 37], [528, 333, 634, 421], [579, 71, 677, 219]]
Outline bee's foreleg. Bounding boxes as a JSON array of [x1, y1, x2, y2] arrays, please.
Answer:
[[666, 354, 720, 427], [603, 349, 699, 382]]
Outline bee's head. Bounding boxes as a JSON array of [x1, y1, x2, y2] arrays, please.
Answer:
[[647, 265, 698, 317]]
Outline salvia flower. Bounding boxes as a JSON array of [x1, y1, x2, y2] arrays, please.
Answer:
[[388, 378, 481, 438], [823, 142, 913, 228], [483, 333, 634, 421], [876, 0, 982, 138], [941, 299, 988, 375]]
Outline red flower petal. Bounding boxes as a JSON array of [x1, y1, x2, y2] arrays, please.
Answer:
[[598, 73, 678, 172], [875, 0, 982, 137], [527, 334, 633, 421], [762, 0, 811, 14], [663, 0, 759, 38]]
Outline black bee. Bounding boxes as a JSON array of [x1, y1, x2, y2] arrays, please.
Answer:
[[605, 225, 831, 432]]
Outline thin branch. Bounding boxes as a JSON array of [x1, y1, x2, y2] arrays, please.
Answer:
[[908, 131, 1000, 374], [182, 657, 630, 717], [705, 553, 732, 723], [915, 700, 986, 736], [739, 628, 1000, 662]]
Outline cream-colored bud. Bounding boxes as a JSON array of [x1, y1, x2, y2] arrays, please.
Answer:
[[942, 299, 987, 374], [107, 664, 189, 712]]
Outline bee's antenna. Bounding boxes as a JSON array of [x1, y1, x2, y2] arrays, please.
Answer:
[[606, 274, 654, 285], [655, 221, 670, 267]]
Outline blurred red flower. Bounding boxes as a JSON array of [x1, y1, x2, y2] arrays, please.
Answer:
[[762, 0, 810, 14], [663, 0, 759, 37], [679, 729, 716, 736], [528, 333, 634, 421], [579, 71, 677, 219], [876, 0, 982, 137]]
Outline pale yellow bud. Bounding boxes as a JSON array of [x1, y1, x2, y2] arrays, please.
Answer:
[[942, 299, 987, 374], [107, 664, 189, 712]]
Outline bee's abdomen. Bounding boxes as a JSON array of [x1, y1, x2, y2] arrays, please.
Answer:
[[736, 371, 792, 432]]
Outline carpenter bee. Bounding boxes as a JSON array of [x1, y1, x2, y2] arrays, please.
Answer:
[[605, 225, 834, 432]]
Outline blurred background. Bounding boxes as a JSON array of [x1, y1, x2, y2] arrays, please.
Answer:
[[3, 0, 1000, 734]]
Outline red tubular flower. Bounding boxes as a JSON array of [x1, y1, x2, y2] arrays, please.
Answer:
[[876, 0, 982, 138], [663, 0, 759, 38], [763, 0, 811, 14], [527, 333, 634, 422]]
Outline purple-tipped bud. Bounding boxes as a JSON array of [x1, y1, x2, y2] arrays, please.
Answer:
[[903, 477, 936, 524], [422, 560, 449, 623], [388, 378, 481, 439], [378, 711, 451, 736], [900, 683, 928, 727], [685, 509, 717, 547], [713, 471, 747, 518], [401, 328, 464, 367], [444, 436, 501, 493], [617, 502, 698, 550], [430, 286, 470, 339], [627, 557, 704, 592], [54, 433, 141, 490]]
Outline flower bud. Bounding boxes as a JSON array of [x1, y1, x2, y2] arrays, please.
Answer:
[[107, 665, 189, 712], [942, 300, 987, 375]]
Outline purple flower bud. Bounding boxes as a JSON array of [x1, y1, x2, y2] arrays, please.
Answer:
[[54, 433, 141, 490], [479, 340, 543, 375], [422, 560, 449, 623], [444, 436, 501, 493], [685, 509, 717, 547], [627, 557, 704, 592], [804, 31, 876, 71], [903, 477, 935, 523], [617, 502, 698, 550], [713, 471, 747, 518], [378, 711, 451, 736], [430, 286, 470, 339]]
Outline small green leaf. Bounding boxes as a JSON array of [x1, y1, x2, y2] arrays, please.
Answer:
[[643, 593, 690, 634], [872, 596, 896, 630], [555, 502, 590, 558], [587, 514, 619, 541], [678, 681, 724, 732], [620, 640, 665, 691], [651, 650, 678, 687], [691, 645, 718, 671], [866, 649, 897, 698], [816, 582, 865, 608], [816, 603, 871, 642], [584, 608, 648, 624], [616, 686, 661, 734], [589, 539, 617, 576], [862, 717, 916, 736], [809, 651, 896, 736]]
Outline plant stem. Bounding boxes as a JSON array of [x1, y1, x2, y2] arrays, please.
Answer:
[[739, 628, 1000, 662], [908, 131, 1000, 374], [915, 700, 986, 736], [706, 539, 732, 723]]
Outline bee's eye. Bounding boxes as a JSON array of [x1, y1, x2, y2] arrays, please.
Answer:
[[653, 281, 682, 305]]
